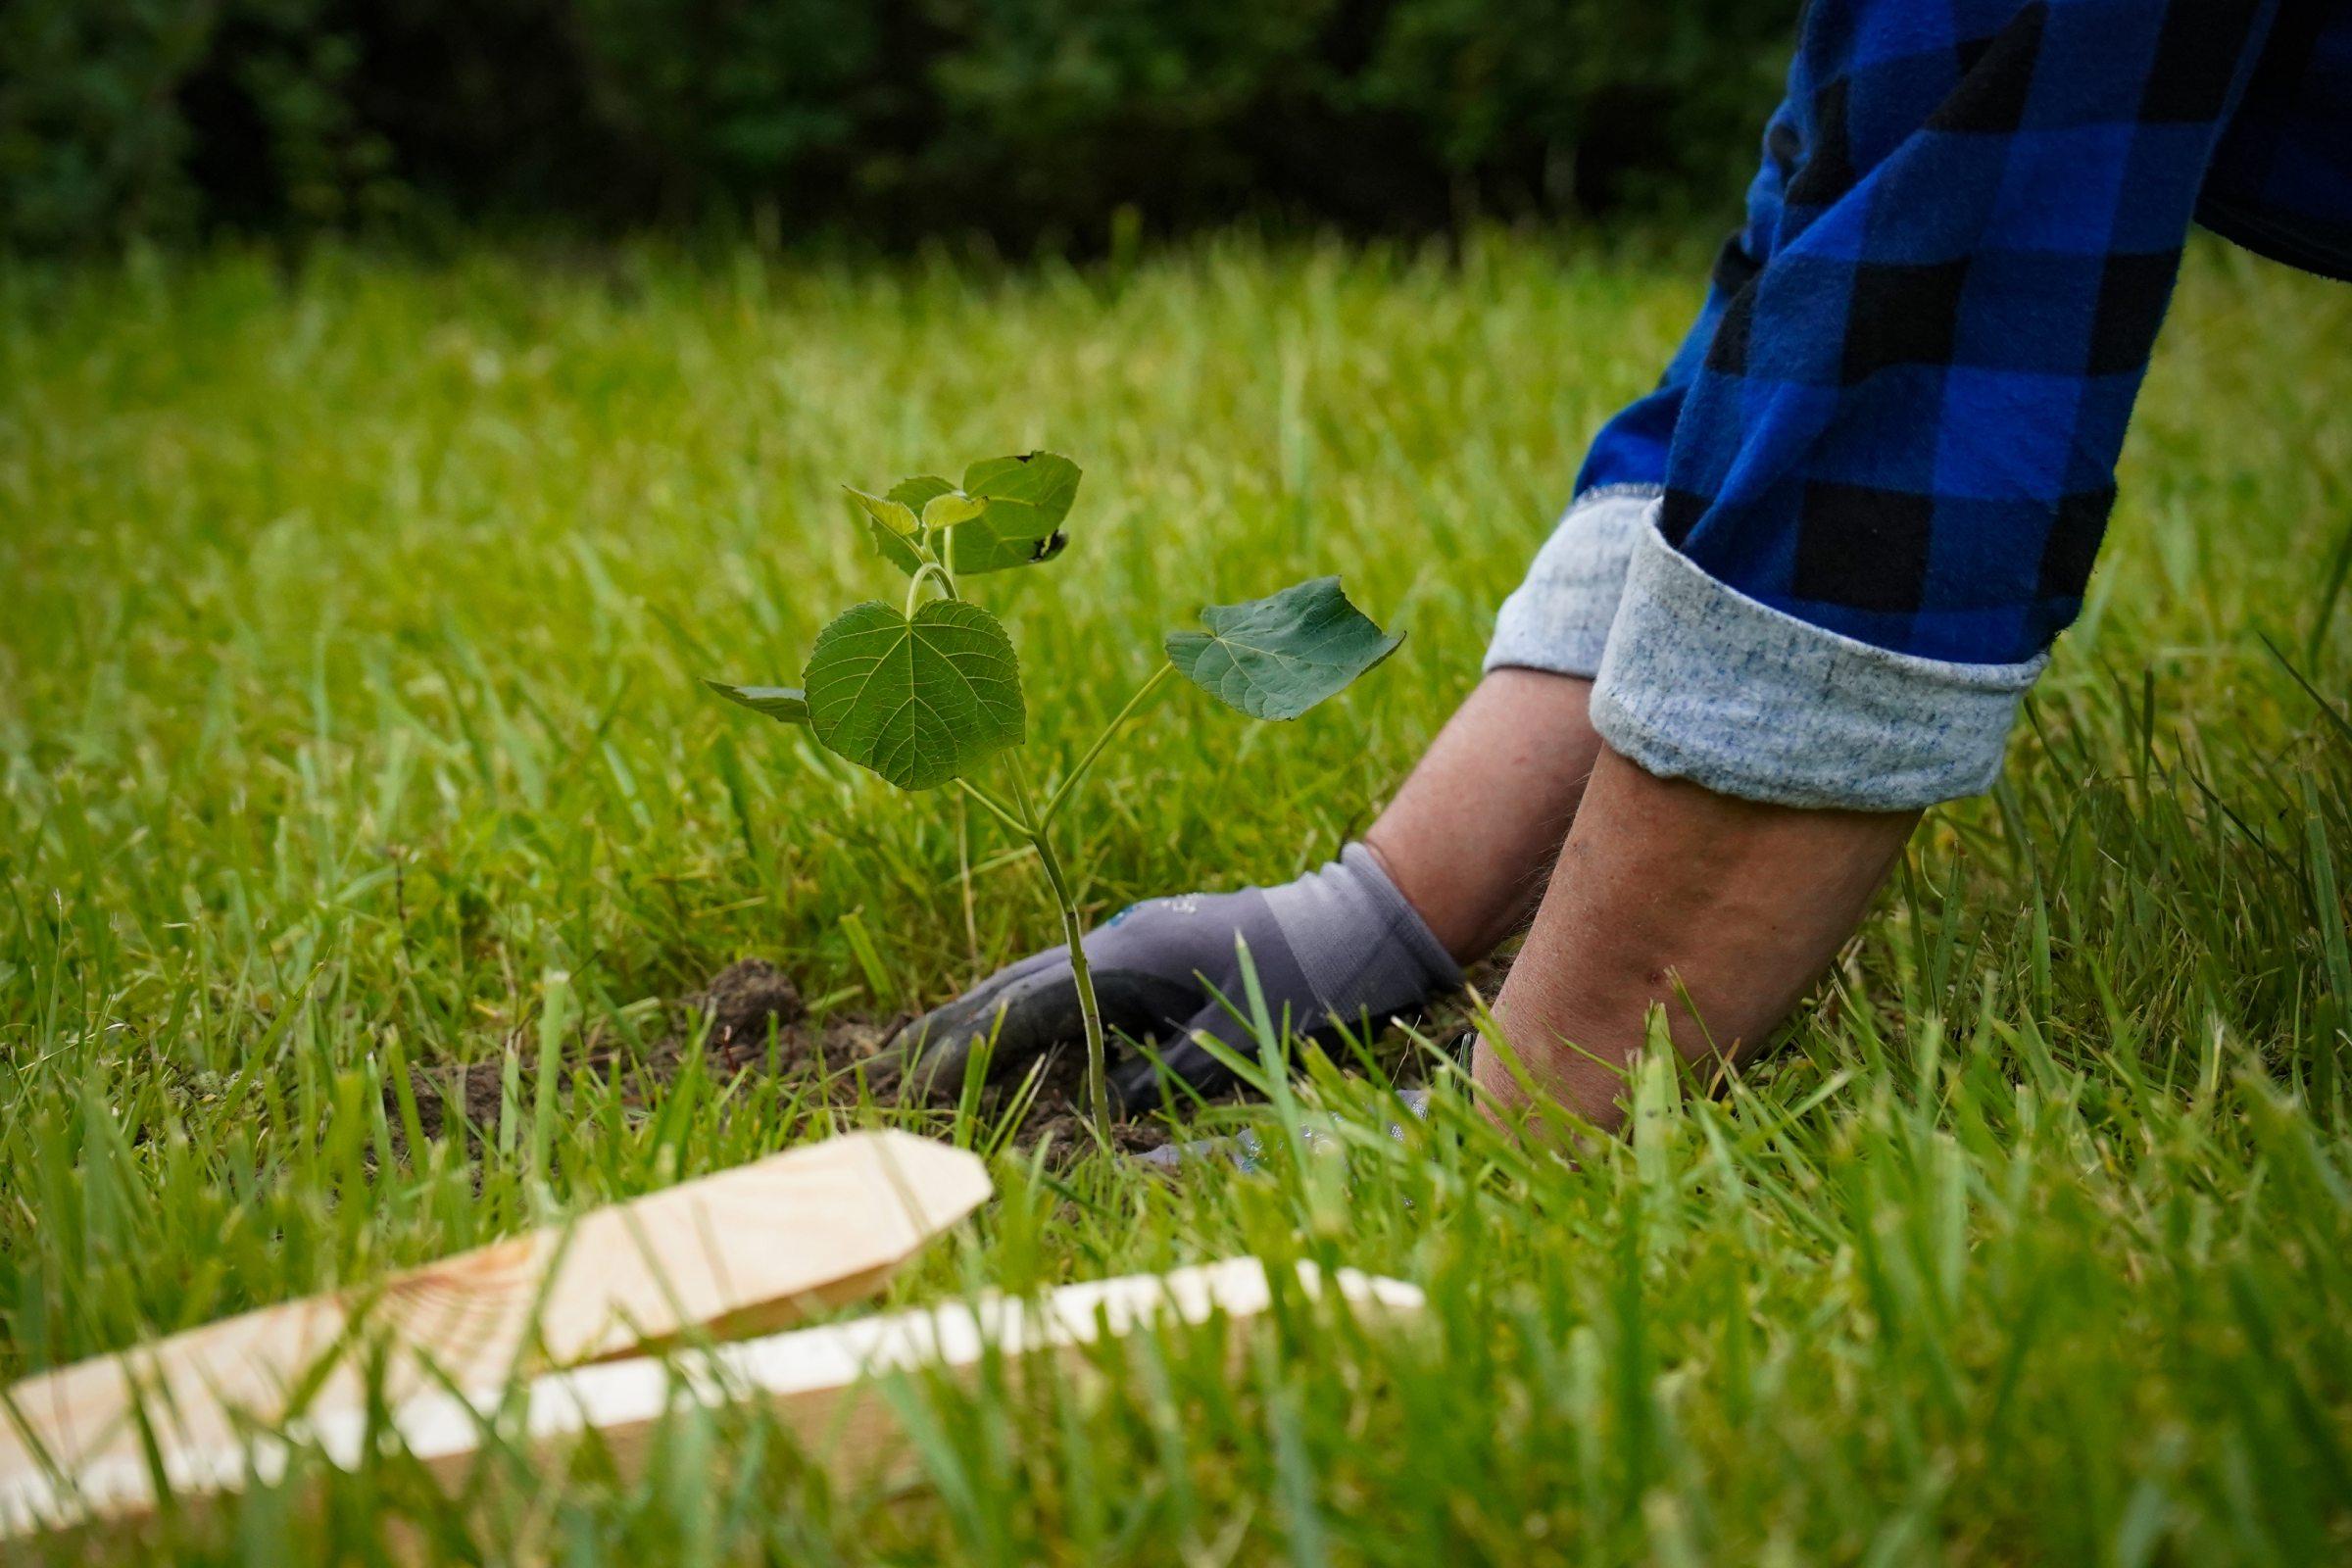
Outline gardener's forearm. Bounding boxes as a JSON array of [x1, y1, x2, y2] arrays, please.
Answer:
[[1477, 746, 1917, 1132], [1364, 667, 1604, 964]]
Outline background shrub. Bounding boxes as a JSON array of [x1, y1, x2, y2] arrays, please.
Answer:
[[0, 0, 1795, 251]]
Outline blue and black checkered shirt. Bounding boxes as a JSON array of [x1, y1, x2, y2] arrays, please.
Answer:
[[1578, 0, 2349, 666]]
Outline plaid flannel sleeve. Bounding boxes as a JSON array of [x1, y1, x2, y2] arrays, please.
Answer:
[[1490, 0, 2296, 809], [1484, 116, 1794, 682]]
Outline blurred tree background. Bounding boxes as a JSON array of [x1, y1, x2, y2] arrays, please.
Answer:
[[0, 0, 1794, 251]]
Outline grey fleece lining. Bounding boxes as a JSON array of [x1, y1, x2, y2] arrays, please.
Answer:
[[1485, 492, 2047, 810], [1482, 486, 1658, 680], [1590, 514, 2046, 810]]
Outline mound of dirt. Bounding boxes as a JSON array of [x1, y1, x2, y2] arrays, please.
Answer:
[[686, 958, 812, 1070]]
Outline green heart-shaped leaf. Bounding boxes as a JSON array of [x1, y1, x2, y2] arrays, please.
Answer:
[[949, 452, 1081, 574], [846, 487, 916, 537], [962, 452, 1080, 519], [886, 474, 956, 514], [704, 680, 810, 726], [922, 492, 985, 530], [847, 487, 924, 576], [804, 601, 1025, 789], [1165, 575, 1401, 720]]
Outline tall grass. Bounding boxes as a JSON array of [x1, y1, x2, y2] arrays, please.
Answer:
[[1, 232, 2347, 1562]]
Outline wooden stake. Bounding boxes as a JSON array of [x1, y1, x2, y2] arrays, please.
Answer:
[[0, 1130, 990, 1524], [1, 1256, 1422, 1540]]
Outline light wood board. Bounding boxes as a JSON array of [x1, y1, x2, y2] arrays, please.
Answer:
[[0, 1130, 990, 1523], [2, 1256, 1422, 1541]]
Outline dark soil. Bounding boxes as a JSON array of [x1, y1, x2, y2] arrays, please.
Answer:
[[991, 1044, 1198, 1158], [392, 955, 1506, 1165], [397, 958, 847, 1146]]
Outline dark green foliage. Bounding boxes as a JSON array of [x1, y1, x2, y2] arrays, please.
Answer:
[[1, 0, 1796, 250], [950, 452, 1079, 574], [0, 0, 398, 248], [1168, 576, 1402, 720]]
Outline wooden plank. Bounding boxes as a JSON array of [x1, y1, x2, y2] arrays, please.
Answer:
[[1, 1257, 1423, 1540], [0, 1130, 991, 1520]]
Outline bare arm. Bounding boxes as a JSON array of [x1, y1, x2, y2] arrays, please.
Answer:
[[1364, 667, 1605, 963], [1365, 665, 1912, 1131]]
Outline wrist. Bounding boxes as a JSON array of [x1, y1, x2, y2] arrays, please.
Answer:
[[1257, 844, 1462, 1022], [1363, 667, 1606, 966]]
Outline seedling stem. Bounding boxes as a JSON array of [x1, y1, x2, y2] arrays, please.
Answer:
[[1001, 752, 1115, 1139], [1042, 662, 1177, 828]]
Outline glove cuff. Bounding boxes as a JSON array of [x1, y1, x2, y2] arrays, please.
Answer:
[[1260, 843, 1464, 1027]]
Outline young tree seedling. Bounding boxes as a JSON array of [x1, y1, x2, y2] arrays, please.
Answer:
[[707, 453, 1399, 1141]]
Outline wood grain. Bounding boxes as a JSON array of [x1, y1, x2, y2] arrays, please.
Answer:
[[2, 1256, 1424, 1540], [0, 1129, 990, 1529]]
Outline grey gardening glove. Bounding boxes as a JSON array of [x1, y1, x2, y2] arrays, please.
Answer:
[[891, 844, 1462, 1110]]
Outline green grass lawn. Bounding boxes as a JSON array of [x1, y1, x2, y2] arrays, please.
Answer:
[[3, 232, 2349, 1564]]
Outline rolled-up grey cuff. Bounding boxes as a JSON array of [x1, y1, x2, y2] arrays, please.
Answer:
[[1483, 484, 1661, 679], [1591, 513, 2047, 810]]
